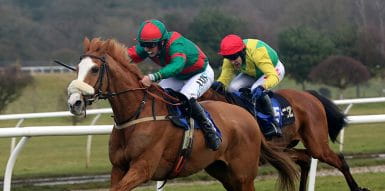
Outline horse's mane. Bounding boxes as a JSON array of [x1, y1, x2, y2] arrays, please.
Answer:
[[87, 37, 143, 79]]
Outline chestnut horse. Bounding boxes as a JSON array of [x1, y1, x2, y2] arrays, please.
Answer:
[[66, 37, 298, 191], [201, 86, 370, 191]]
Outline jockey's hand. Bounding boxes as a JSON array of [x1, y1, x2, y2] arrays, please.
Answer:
[[140, 75, 152, 87], [252, 85, 265, 101], [211, 81, 225, 92]]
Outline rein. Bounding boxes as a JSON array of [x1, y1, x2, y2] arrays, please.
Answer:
[[81, 53, 193, 182], [81, 54, 182, 128], [81, 54, 180, 104]]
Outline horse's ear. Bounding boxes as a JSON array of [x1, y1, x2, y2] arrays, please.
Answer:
[[83, 37, 90, 52]]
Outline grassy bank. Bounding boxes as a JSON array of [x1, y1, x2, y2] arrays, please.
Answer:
[[2, 73, 385, 115]]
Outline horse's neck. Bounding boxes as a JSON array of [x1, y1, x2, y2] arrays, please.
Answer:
[[107, 70, 147, 124]]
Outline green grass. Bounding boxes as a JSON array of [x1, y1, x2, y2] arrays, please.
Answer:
[[2, 73, 385, 115], [2, 73, 110, 114], [10, 172, 384, 191], [276, 76, 385, 99], [135, 172, 384, 191], [0, 135, 111, 179]]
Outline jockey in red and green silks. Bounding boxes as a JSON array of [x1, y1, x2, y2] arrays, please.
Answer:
[[127, 19, 221, 151]]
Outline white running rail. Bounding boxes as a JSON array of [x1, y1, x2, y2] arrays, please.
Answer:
[[1, 96, 385, 191]]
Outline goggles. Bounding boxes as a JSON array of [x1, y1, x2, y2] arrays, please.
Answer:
[[223, 52, 241, 60], [140, 42, 158, 48]]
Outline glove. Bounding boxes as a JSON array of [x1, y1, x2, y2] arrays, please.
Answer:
[[211, 81, 225, 92], [252, 86, 265, 101]]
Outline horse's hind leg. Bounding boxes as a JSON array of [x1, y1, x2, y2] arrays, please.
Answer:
[[286, 148, 311, 191], [205, 161, 235, 191], [205, 160, 256, 191], [303, 135, 368, 191]]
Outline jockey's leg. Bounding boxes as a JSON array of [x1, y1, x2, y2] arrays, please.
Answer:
[[180, 64, 220, 150], [189, 98, 221, 151], [158, 78, 184, 91], [228, 73, 255, 93], [256, 94, 282, 138]]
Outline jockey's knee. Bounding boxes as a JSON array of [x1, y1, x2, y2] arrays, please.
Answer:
[[228, 84, 242, 93]]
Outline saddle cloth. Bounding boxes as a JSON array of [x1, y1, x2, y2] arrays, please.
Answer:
[[164, 89, 222, 138], [226, 89, 295, 128]]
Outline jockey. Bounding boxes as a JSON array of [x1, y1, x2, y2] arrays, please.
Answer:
[[213, 34, 285, 138], [127, 19, 221, 150]]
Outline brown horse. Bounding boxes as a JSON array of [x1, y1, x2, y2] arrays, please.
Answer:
[[201, 86, 370, 191], [66, 37, 298, 191]]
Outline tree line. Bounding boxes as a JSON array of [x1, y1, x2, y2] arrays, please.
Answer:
[[1, 0, 385, 111]]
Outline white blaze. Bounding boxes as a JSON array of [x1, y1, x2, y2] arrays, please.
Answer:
[[78, 57, 96, 81], [67, 57, 97, 105]]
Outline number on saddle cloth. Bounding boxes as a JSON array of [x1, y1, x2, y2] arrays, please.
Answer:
[[228, 88, 295, 128]]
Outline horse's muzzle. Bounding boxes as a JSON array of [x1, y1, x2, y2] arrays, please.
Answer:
[[68, 92, 86, 116]]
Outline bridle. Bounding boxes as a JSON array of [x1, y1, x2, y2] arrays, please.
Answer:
[[80, 54, 147, 104]]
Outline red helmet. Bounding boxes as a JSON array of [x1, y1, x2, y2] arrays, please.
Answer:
[[137, 19, 168, 43], [218, 34, 245, 56]]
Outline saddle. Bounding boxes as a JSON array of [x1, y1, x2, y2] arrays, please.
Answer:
[[164, 88, 221, 135], [223, 88, 295, 128]]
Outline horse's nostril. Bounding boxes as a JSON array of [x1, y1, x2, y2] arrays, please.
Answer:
[[74, 100, 82, 107]]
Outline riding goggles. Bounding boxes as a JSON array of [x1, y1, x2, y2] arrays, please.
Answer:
[[223, 52, 241, 60], [140, 42, 158, 48]]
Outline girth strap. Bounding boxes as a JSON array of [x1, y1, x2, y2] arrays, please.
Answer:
[[114, 115, 169, 129]]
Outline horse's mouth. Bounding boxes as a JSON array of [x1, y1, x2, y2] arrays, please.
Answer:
[[68, 92, 86, 116]]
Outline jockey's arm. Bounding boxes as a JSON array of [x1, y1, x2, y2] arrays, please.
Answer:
[[252, 51, 279, 89], [127, 45, 147, 63], [217, 59, 235, 88], [150, 53, 186, 82]]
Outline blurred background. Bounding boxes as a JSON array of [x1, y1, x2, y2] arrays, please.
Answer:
[[1, 0, 384, 103], [1, 1, 385, 190]]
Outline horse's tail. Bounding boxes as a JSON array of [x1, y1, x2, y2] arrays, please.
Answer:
[[307, 90, 347, 142], [260, 139, 298, 191]]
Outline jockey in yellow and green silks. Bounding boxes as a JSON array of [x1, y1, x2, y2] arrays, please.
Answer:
[[127, 19, 221, 150], [213, 34, 285, 139]]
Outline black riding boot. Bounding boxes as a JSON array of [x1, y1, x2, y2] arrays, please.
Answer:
[[189, 98, 221, 151], [256, 94, 282, 138]]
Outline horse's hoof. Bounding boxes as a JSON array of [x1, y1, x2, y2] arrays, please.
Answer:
[[357, 187, 370, 191]]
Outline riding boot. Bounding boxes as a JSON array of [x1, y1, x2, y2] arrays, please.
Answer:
[[256, 94, 282, 138], [189, 98, 221, 151]]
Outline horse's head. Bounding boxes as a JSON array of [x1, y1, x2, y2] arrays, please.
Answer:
[[67, 37, 136, 116]]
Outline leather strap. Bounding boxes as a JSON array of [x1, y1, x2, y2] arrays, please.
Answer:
[[114, 115, 168, 129]]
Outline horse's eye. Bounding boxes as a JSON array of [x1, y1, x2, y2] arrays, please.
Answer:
[[91, 67, 99, 74]]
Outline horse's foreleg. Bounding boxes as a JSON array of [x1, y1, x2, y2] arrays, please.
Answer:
[[110, 166, 126, 188], [110, 159, 154, 191]]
